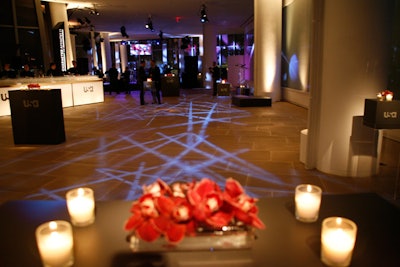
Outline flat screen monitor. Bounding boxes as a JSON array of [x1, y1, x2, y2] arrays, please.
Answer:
[[130, 44, 152, 55]]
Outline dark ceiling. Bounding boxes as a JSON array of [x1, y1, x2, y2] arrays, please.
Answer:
[[51, 0, 253, 40]]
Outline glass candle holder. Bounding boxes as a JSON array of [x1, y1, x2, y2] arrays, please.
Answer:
[[36, 220, 74, 267], [66, 187, 95, 227], [321, 217, 357, 267], [295, 184, 322, 222], [386, 94, 393, 101]]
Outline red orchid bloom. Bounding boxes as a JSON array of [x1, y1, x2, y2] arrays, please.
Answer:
[[153, 195, 196, 243], [223, 178, 266, 229], [186, 178, 225, 225], [124, 197, 161, 242], [142, 178, 171, 197], [171, 181, 189, 198]]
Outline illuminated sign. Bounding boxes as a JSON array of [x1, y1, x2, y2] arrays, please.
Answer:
[[59, 28, 67, 72]]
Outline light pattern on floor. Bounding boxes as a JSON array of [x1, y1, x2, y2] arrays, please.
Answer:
[[23, 96, 285, 201]]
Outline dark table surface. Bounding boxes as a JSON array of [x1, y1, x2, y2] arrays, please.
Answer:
[[0, 192, 399, 267]]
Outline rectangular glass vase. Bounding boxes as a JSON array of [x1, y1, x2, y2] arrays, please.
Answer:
[[128, 227, 256, 252]]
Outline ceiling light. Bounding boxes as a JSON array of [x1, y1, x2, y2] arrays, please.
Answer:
[[200, 4, 209, 23], [145, 16, 154, 31], [89, 9, 99, 15]]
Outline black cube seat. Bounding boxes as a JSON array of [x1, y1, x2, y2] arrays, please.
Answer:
[[232, 95, 272, 107]]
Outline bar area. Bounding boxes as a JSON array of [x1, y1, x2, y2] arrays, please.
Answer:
[[0, 76, 104, 116]]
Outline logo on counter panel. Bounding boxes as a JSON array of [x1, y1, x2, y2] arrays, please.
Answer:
[[83, 85, 94, 93], [23, 100, 39, 108], [383, 111, 398, 119], [1, 93, 9, 101]]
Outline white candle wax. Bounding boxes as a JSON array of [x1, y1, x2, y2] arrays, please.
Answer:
[[295, 184, 322, 222], [66, 187, 95, 226], [386, 94, 393, 101], [321, 217, 357, 267], [36, 221, 74, 267], [321, 229, 354, 265]]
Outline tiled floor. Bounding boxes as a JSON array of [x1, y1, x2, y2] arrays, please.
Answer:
[[0, 89, 399, 206]]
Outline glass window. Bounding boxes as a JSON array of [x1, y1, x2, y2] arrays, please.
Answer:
[[18, 28, 43, 68], [16, 0, 38, 27], [0, 27, 17, 63], [0, 0, 13, 25]]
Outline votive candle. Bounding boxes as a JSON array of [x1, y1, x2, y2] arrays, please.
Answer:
[[36, 220, 74, 267], [386, 94, 393, 101], [66, 187, 95, 227], [295, 184, 322, 222], [321, 217, 357, 267]]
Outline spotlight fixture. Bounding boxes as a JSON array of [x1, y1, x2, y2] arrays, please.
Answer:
[[89, 9, 100, 16], [120, 26, 129, 38], [87, 5, 100, 16], [200, 4, 209, 23], [145, 16, 154, 31]]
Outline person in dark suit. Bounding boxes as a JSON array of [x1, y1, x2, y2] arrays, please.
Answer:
[[67, 60, 79, 75], [46, 62, 63, 77], [121, 65, 131, 94], [106, 63, 119, 94], [137, 60, 147, 105], [209, 61, 220, 96], [0, 63, 17, 78], [20, 64, 34, 78], [93, 67, 104, 79], [148, 59, 161, 104]]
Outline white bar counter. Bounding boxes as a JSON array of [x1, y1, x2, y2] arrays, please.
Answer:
[[0, 76, 104, 116]]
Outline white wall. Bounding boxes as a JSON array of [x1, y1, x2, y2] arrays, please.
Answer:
[[309, 0, 393, 177]]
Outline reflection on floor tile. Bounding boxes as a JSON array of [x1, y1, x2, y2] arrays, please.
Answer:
[[0, 89, 398, 206]]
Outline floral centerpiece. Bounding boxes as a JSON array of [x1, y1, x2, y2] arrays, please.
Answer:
[[124, 178, 265, 247], [27, 83, 40, 89], [377, 89, 393, 101]]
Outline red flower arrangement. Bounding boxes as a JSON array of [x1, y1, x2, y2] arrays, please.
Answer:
[[27, 83, 40, 89], [377, 89, 394, 101], [124, 178, 265, 244], [380, 89, 393, 96]]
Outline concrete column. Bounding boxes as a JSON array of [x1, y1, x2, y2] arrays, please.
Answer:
[[100, 32, 112, 73], [202, 23, 217, 89], [307, 0, 393, 177], [253, 0, 282, 100], [90, 29, 98, 69], [48, 2, 74, 71], [114, 42, 121, 75], [34, 0, 51, 70], [120, 43, 128, 72]]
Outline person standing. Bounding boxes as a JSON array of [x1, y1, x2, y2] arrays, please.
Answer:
[[106, 63, 119, 94], [20, 64, 34, 78], [92, 67, 104, 79], [67, 60, 79, 75], [121, 65, 131, 94], [0, 63, 17, 78], [46, 62, 63, 77], [137, 60, 147, 105], [148, 59, 161, 104], [209, 61, 220, 96]]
